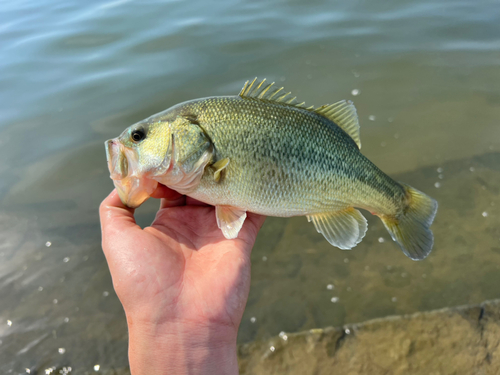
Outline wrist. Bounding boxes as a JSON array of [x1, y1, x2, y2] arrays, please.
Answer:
[[127, 314, 239, 375]]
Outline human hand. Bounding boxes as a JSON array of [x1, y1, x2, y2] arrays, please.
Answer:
[[99, 185, 266, 375]]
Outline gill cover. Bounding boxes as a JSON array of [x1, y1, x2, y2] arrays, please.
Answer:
[[153, 116, 213, 195]]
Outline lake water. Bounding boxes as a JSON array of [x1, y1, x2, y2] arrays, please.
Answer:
[[1, 0, 500, 373]]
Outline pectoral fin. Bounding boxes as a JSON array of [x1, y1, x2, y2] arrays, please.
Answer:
[[307, 208, 367, 250], [215, 206, 247, 239], [212, 158, 230, 182]]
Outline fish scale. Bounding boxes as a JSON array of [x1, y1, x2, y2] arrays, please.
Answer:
[[106, 78, 438, 260], [177, 96, 397, 215]]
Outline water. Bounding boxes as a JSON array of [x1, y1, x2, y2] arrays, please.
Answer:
[[1, 0, 499, 372]]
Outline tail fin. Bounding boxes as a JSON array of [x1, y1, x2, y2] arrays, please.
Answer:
[[380, 184, 438, 260]]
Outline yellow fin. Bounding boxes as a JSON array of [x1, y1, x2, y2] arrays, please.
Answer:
[[212, 157, 230, 182], [239, 78, 308, 108], [307, 208, 367, 250], [315, 101, 361, 149], [216, 206, 247, 239], [379, 183, 438, 260]]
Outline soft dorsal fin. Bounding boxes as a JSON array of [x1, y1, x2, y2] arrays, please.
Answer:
[[314, 100, 361, 149], [239, 78, 361, 149]]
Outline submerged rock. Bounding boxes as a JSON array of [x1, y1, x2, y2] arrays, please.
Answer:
[[238, 299, 500, 375]]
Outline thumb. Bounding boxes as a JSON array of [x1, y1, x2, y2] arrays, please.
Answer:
[[99, 189, 141, 256]]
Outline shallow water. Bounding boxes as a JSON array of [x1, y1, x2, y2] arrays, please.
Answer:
[[1, 0, 500, 373]]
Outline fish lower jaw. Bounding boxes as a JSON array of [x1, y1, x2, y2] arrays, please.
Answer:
[[113, 175, 158, 208]]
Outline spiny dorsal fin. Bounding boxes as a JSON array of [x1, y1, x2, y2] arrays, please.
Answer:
[[239, 78, 308, 109], [315, 100, 361, 149], [239, 78, 361, 148]]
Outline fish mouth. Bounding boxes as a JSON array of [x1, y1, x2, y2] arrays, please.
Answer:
[[104, 138, 157, 208], [105, 139, 129, 180]]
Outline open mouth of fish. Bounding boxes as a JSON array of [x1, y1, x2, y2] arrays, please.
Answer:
[[105, 139, 158, 208]]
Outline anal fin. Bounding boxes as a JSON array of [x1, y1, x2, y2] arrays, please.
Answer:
[[215, 206, 247, 239], [307, 208, 367, 250]]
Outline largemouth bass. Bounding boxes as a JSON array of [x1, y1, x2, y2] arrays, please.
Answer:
[[105, 78, 438, 260]]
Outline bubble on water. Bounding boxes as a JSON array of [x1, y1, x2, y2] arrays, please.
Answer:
[[64, 317, 70, 323], [393, 133, 399, 139], [94, 365, 100, 371], [280, 76, 286, 82], [437, 167, 443, 173], [470, 167, 475, 172], [38, 286, 43, 291], [326, 284, 334, 290], [250, 317, 256, 323], [438, 174, 444, 179], [270, 346, 275, 352], [346, 287, 352, 292], [83, 256, 89, 261], [45, 242, 52, 247], [378, 237, 385, 243], [344, 258, 349, 263], [365, 265, 370, 271], [392, 297, 397, 302], [279, 331, 288, 341], [345, 328, 351, 334], [262, 256, 267, 261], [368, 115, 376, 121], [103, 291, 109, 297], [380, 141, 387, 147], [45, 368, 56, 375], [331, 297, 339, 303], [401, 272, 407, 278], [58, 348, 66, 354], [352, 70, 360, 78], [434, 182, 441, 188], [53, 299, 58, 304], [482, 212, 488, 217], [63, 257, 70, 263], [351, 89, 360, 96], [25, 369, 30, 373], [7, 320, 12, 326], [388, 117, 394, 123]]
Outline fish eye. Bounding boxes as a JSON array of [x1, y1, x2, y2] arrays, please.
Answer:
[[131, 129, 146, 142]]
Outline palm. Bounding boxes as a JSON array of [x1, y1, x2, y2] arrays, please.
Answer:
[[101, 188, 265, 330]]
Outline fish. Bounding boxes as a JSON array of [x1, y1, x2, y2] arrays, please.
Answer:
[[105, 78, 438, 260]]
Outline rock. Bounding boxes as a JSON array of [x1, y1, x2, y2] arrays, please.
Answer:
[[238, 299, 500, 375]]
